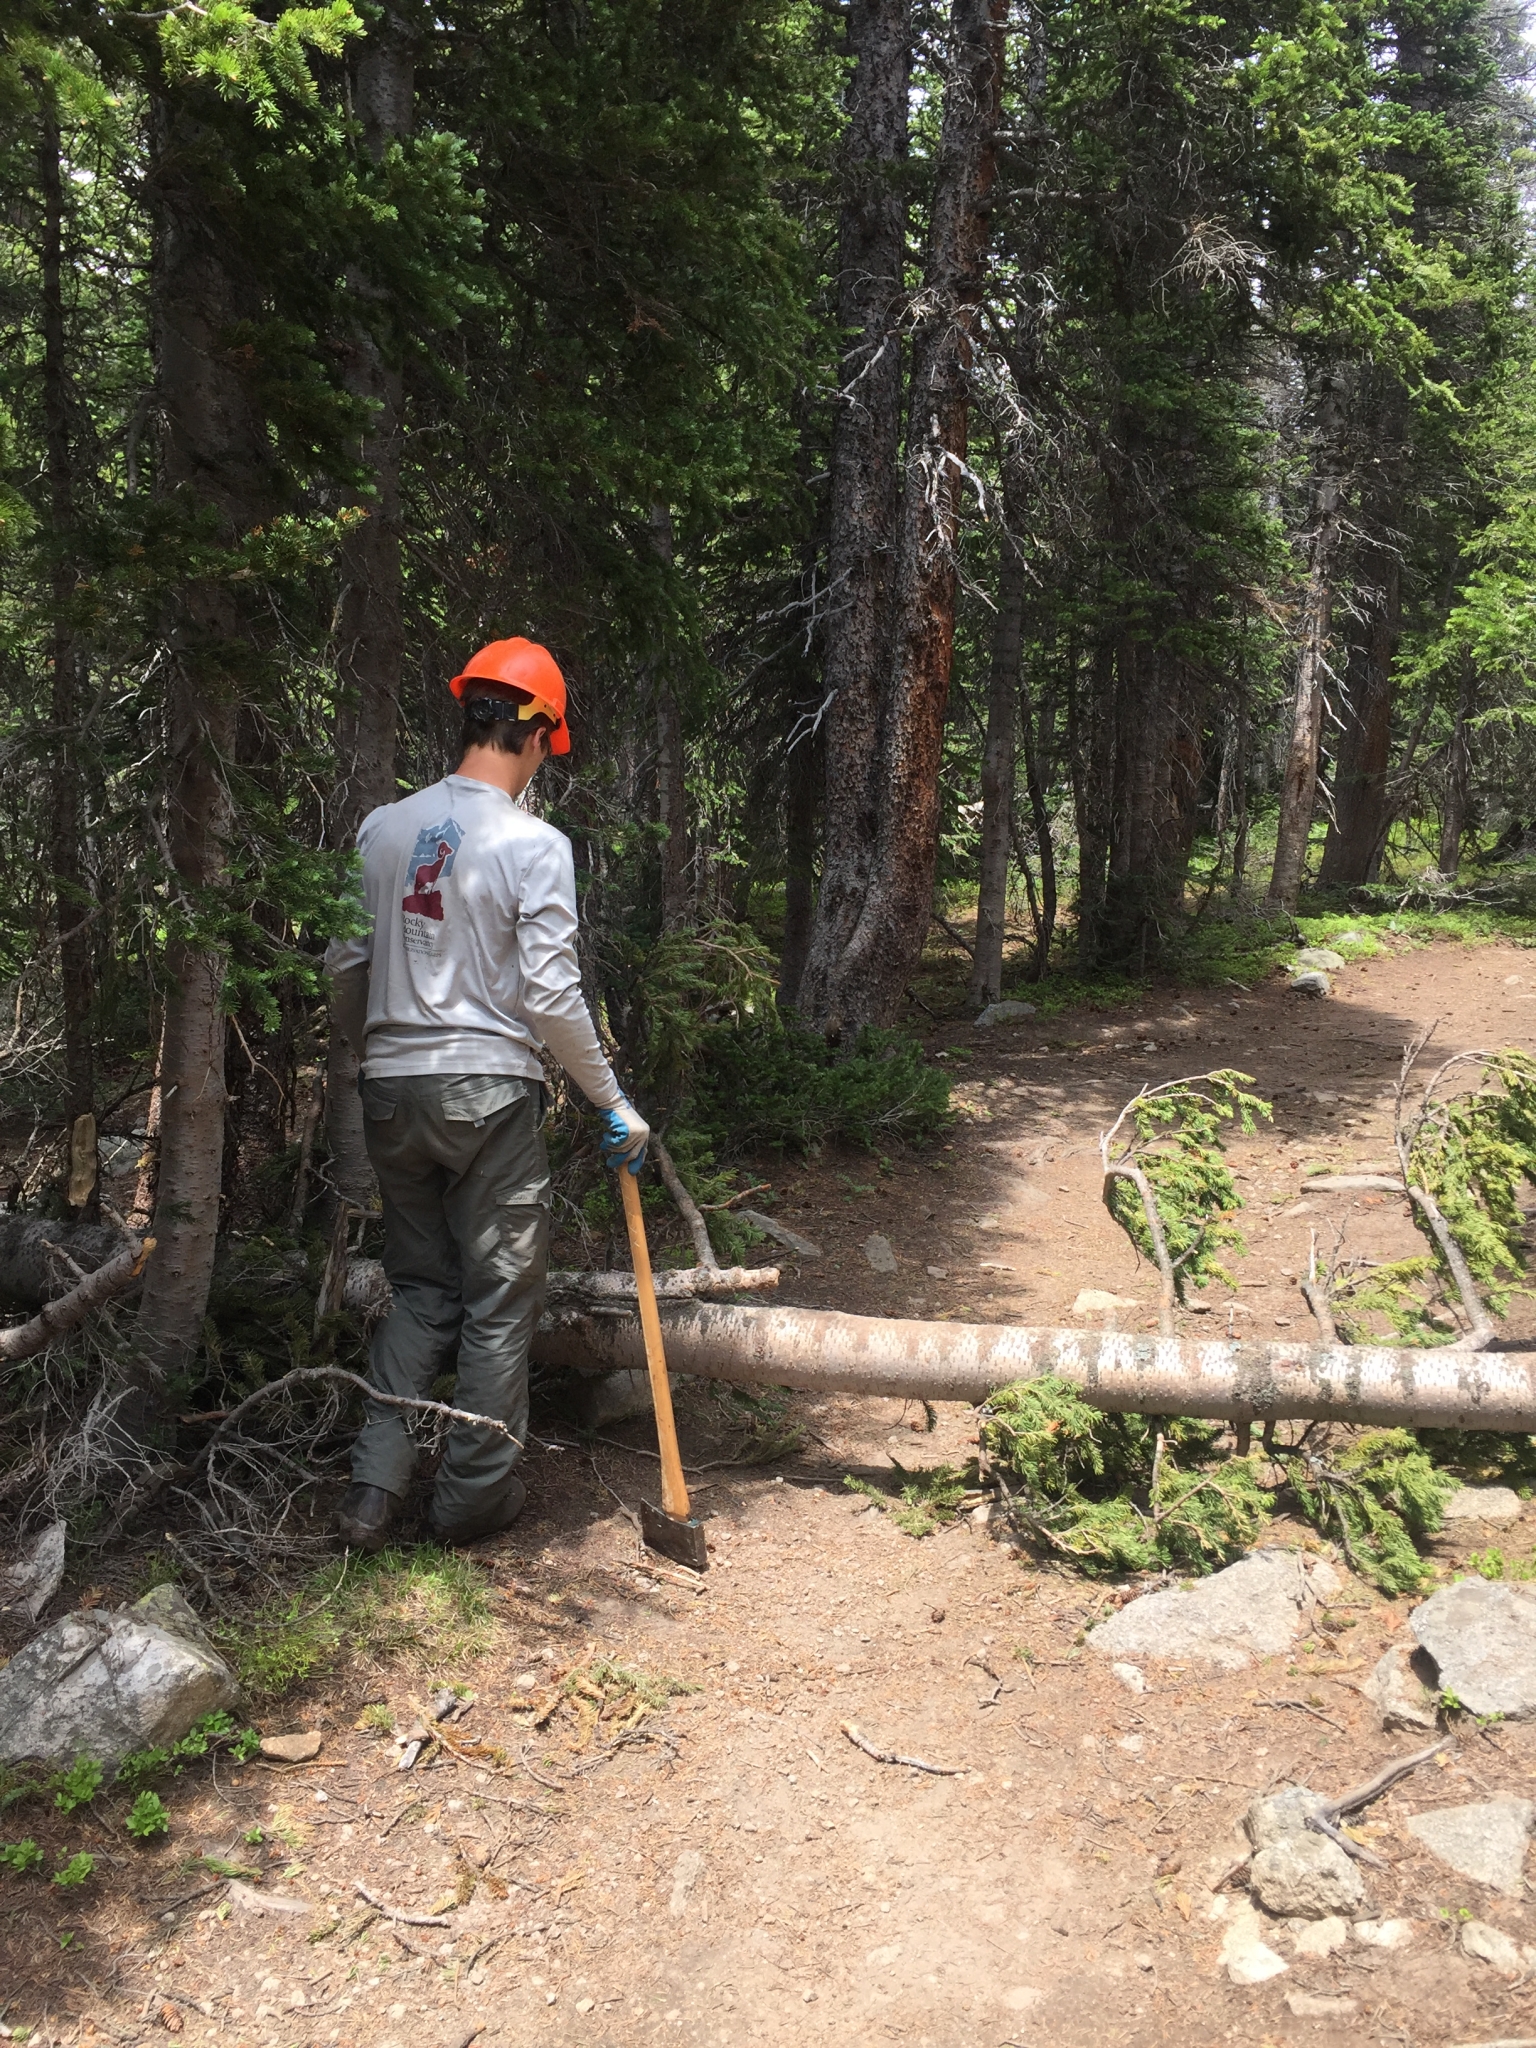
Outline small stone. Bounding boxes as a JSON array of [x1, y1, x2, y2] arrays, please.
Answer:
[[259, 1732, 322, 1764], [1352, 1918, 1415, 1949], [1440, 1485, 1523, 1524], [575, 1998, 595, 2014], [1071, 1289, 1141, 1318], [669, 1847, 704, 1916], [1290, 1915, 1348, 1958], [1460, 1918, 1535, 1977], [1089, 1550, 1340, 1672], [862, 1235, 897, 1274], [1116, 1734, 1143, 1755], [1294, 948, 1346, 973], [925, 1265, 948, 1279], [1362, 1644, 1438, 1733], [1288, 971, 1331, 998], [969, 1503, 993, 1528], [513, 1672, 537, 1689], [1404, 1799, 1533, 1896], [974, 1001, 1037, 1028], [1409, 1577, 1536, 1719], [1134, 1953, 1154, 1971], [1217, 1901, 1289, 1984], [1250, 1832, 1364, 1919], [225, 1881, 312, 1919], [1285, 1991, 1357, 2018], [1111, 1662, 1148, 1695]]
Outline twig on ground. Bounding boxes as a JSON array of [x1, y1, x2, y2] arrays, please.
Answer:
[[699, 1183, 772, 1213], [1257, 1695, 1348, 1735], [840, 1720, 966, 1776], [1305, 1811, 1391, 1869], [519, 1746, 566, 1792], [352, 1879, 451, 1926], [1322, 1737, 1451, 1818]]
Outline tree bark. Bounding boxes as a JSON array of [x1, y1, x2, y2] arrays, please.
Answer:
[[534, 1300, 1536, 1428], [969, 526, 1023, 1006], [818, 0, 1006, 1033], [1070, 638, 1114, 968], [1438, 656, 1476, 878], [1319, 551, 1401, 886], [327, 8, 415, 1206], [35, 81, 96, 1216], [796, 0, 910, 1033], [135, 83, 274, 1388], [1267, 368, 1346, 912], [777, 728, 818, 1012]]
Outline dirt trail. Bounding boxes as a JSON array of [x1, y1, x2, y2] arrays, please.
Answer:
[[7, 940, 1536, 2048]]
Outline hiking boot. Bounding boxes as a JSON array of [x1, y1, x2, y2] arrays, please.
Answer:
[[336, 1483, 402, 1553], [429, 1475, 527, 1547]]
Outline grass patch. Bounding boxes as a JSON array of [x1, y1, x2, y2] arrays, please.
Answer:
[[844, 1461, 974, 1537], [216, 1544, 498, 1700]]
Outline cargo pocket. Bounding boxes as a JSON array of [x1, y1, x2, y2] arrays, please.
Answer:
[[441, 1076, 529, 1129]]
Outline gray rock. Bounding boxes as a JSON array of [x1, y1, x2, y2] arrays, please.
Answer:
[[1110, 1661, 1148, 1695], [1288, 970, 1332, 998], [862, 1234, 897, 1273], [259, 1731, 322, 1764], [1440, 1485, 1523, 1524], [1088, 1549, 1341, 1672], [974, 1001, 1037, 1028], [1405, 1799, 1533, 1896], [1363, 1644, 1439, 1733], [737, 1210, 822, 1259], [1290, 1916, 1349, 1957], [575, 1367, 654, 1430], [1247, 1785, 1331, 1851], [1285, 1991, 1358, 2018], [1409, 1577, 1536, 1719], [1294, 948, 1346, 973], [1250, 1831, 1365, 1918], [0, 1585, 238, 1768], [225, 1880, 313, 1919], [0, 1521, 65, 1623], [1460, 1918, 1536, 1976]]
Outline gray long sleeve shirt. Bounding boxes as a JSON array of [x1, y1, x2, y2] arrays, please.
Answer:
[[324, 774, 624, 1108]]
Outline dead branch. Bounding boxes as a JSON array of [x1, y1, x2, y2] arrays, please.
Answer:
[[1322, 1737, 1451, 1819], [0, 1231, 154, 1361], [340, 1256, 778, 1318], [651, 1137, 720, 1270], [1257, 1694, 1347, 1734], [353, 1880, 451, 1927], [1304, 1812, 1390, 1869], [1405, 1183, 1494, 1349], [839, 1720, 966, 1776]]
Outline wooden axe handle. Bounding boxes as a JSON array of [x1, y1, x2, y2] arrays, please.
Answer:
[[618, 1168, 691, 1521]]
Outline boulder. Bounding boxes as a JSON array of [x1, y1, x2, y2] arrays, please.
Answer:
[[1405, 1799, 1533, 1897], [1460, 1918, 1536, 1977], [1250, 1832, 1365, 1919], [0, 1521, 65, 1624], [1362, 1644, 1438, 1733], [1288, 970, 1331, 998], [974, 1001, 1037, 1028], [1408, 1577, 1536, 1719], [1088, 1550, 1340, 1672], [1247, 1785, 1331, 1851], [1440, 1486, 1523, 1524], [0, 1584, 238, 1769], [1294, 948, 1346, 973]]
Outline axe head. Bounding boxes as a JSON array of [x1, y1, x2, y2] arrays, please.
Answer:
[[641, 1499, 709, 1573]]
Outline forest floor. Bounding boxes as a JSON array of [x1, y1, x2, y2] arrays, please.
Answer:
[[6, 934, 1536, 2048]]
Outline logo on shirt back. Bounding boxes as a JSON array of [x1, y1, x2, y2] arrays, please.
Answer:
[[402, 817, 462, 952]]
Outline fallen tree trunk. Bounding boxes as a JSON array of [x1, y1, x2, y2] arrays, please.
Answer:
[[532, 1302, 1536, 1429], [0, 1216, 136, 1307], [340, 1258, 781, 1319]]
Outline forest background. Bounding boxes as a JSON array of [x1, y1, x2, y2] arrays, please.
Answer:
[[4, 0, 1536, 1404]]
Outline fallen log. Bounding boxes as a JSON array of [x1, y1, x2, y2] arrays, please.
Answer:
[[340, 1257, 780, 1319], [531, 1302, 1536, 1429], [0, 1215, 134, 1308], [0, 1232, 154, 1361]]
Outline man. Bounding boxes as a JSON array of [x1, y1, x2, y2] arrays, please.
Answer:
[[326, 637, 649, 1550]]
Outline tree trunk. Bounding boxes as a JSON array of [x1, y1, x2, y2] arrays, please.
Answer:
[[969, 528, 1023, 1006], [135, 84, 273, 1388], [1070, 638, 1114, 970], [1319, 551, 1401, 887], [534, 1301, 1536, 1429], [1019, 664, 1056, 980], [1438, 656, 1475, 878], [656, 675, 690, 928], [1267, 369, 1346, 913], [327, 8, 415, 1207], [777, 730, 818, 1012], [796, 0, 910, 1033], [36, 81, 97, 1218], [818, 0, 1006, 1033]]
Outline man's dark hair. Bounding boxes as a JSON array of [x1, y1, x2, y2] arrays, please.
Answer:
[[460, 686, 555, 757]]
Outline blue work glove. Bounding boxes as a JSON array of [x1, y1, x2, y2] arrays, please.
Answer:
[[598, 1098, 650, 1175]]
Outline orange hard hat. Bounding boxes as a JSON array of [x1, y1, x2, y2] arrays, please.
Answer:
[[448, 637, 571, 755]]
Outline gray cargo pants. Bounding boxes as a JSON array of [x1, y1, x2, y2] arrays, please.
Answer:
[[351, 1072, 549, 1525]]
